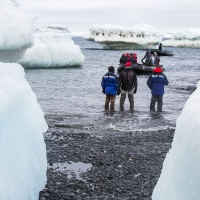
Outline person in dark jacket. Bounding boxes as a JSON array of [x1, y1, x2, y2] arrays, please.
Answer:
[[119, 62, 137, 110], [141, 49, 150, 62], [119, 52, 130, 64], [158, 43, 162, 50], [130, 53, 137, 64], [147, 67, 169, 112], [101, 66, 120, 111], [152, 52, 160, 66], [143, 52, 154, 66]]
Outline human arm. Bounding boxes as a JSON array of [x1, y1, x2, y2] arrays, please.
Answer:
[[115, 75, 121, 95], [147, 75, 152, 89], [133, 73, 138, 93], [163, 74, 169, 85], [101, 76, 105, 94]]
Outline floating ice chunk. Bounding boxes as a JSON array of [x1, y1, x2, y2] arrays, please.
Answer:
[[19, 25, 85, 68]]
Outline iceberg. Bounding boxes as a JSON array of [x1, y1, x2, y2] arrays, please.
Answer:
[[0, 1, 48, 199], [152, 81, 200, 199], [0, 63, 48, 200], [162, 28, 200, 48], [19, 25, 85, 68], [84, 23, 163, 50], [0, 0, 35, 62]]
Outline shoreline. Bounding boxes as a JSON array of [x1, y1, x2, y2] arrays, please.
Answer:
[[39, 116, 175, 200]]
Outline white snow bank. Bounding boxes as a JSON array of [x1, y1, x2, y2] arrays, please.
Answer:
[[152, 81, 200, 200], [163, 28, 200, 48], [19, 25, 85, 68], [0, 0, 34, 50], [84, 23, 162, 46], [0, 0, 35, 62], [0, 63, 47, 200]]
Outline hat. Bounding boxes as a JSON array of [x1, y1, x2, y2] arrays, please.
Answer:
[[125, 62, 132, 67], [147, 52, 152, 56], [108, 66, 115, 72], [153, 52, 157, 56], [153, 67, 162, 73]]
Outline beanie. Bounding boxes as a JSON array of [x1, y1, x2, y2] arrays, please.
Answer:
[[108, 66, 115, 73], [125, 62, 132, 67], [153, 67, 162, 73]]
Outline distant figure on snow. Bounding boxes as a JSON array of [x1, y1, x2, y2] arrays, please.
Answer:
[[147, 67, 169, 112], [101, 66, 120, 111]]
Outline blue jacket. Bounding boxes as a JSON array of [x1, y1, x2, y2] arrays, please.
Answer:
[[101, 72, 119, 95], [147, 72, 169, 95]]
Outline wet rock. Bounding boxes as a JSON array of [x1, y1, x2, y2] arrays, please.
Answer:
[[39, 118, 175, 200]]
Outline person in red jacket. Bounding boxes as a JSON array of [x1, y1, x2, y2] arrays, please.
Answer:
[[133, 53, 137, 63]]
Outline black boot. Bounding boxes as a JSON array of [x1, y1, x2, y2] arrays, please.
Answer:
[[120, 93, 126, 110], [128, 94, 134, 110]]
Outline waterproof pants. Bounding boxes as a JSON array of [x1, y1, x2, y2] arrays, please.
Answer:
[[120, 89, 134, 110], [105, 95, 116, 110], [150, 95, 163, 112]]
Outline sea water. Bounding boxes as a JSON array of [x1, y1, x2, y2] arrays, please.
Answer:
[[25, 37, 200, 133]]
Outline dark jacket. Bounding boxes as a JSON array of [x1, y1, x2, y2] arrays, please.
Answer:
[[141, 50, 150, 61], [101, 72, 119, 95], [119, 68, 137, 92], [147, 72, 169, 95], [130, 56, 137, 64], [119, 55, 130, 64], [144, 56, 154, 66], [153, 55, 160, 65], [159, 43, 162, 50]]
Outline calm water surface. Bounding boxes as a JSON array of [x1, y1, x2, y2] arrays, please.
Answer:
[[25, 37, 200, 133]]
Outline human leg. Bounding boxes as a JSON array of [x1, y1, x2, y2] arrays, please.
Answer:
[[150, 95, 157, 111], [157, 95, 163, 112], [110, 95, 116, 111], [105, 95, 110, 110], [120, 89, 126, 110], [128, 89, 134, 110]]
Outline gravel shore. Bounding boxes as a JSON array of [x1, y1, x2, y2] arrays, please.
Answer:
[[39, 114, 175, 200]]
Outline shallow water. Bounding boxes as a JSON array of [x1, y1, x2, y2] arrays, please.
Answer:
[[25, 37, 200, 133]]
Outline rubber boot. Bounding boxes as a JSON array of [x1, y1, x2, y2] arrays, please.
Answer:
[[157, 96, 163, 112], [105, 96, 109, 110], [120, 93, 126, 110], [157, 102, 163, 112], [150, 101, 156, 111], [128, 94, 134, 110], [110, 96, 115, 111]]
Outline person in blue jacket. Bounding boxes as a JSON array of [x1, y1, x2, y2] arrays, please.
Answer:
[[101, 66, 120, 111], [147, 67, 169, 112], [141, 49, 150, 62]]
